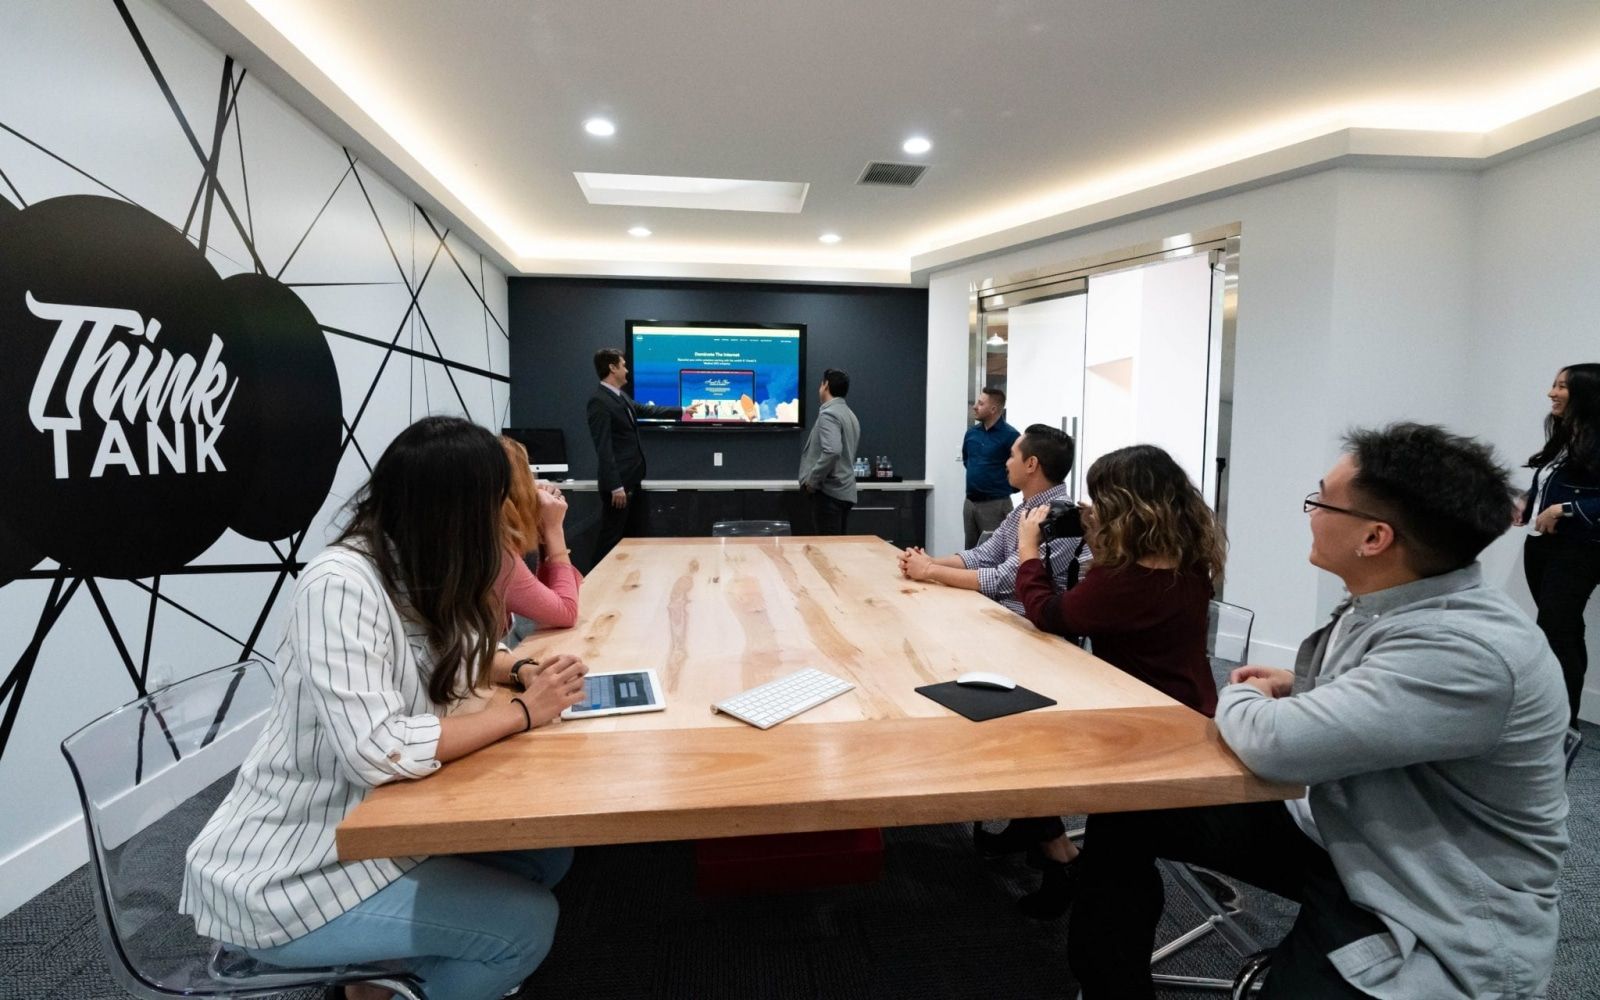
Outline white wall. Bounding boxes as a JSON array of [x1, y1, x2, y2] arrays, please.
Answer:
[[927, 145, 1596, 686], [1467, 130, 1600, 715], [0, 0, 510, 916]]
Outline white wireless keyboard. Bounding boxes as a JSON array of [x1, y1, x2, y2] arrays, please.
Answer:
[[712, 668, 855, 730]]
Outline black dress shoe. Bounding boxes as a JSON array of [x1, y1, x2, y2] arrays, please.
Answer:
[[973, 821, 1039, 859], [1017, 855, 1083, 920]]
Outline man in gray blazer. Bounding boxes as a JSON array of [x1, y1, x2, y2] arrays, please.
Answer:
[[797, 368, 860, 535]]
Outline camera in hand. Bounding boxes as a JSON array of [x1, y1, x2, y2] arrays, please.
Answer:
[[1040, 500, 1085, 539]]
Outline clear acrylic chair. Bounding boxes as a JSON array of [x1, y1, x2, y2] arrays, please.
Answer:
[[711, 520, 792, 537], [1208, 599, 1255, 668], [60, 659, 426, 999], [1149, 599, 1262, 993]]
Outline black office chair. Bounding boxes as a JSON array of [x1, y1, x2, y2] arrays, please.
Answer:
[[711, 520, 792, 537], [1149, 599, 1263, 994], [60, 660, 426, 999]]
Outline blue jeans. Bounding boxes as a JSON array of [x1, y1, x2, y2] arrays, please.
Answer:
[[244, 848, 572, 1000]]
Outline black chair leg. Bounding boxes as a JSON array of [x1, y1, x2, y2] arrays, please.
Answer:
[[1231, 949, 1272, 998]]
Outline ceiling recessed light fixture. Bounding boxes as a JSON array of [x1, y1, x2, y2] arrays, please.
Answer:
[[628, 226, 652, 237], [902, 136, 932, 155], [819, 233, 842, 244], [574, 172, 808, 213], [584, 117, 616, 137]]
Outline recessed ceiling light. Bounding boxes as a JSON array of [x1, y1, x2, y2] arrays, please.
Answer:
[[584, 117, 616, 137], [819, 233, 842, 244], [902, 136, 932, 155], [575, 172, 808, 213], [628, 226, 652, 237]]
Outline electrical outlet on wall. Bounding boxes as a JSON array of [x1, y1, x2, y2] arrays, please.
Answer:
[[713, 452, 723, 467]]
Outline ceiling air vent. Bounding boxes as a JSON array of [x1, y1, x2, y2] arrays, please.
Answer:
[[857, 161, 928, 188]]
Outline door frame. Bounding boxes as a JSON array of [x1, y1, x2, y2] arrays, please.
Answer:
[[968, 222, 1241, 536]]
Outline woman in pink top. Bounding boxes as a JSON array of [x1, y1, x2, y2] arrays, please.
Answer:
[[498, 436, 582, 630]]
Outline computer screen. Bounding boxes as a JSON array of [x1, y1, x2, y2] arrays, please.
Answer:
[[626, 321, 805, 429], [502, 427, 568, 474]]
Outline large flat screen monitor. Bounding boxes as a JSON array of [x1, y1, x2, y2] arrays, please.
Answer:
[[627, 321, 804, 429]]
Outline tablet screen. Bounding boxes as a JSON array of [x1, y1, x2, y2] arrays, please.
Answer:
[[577, 671, 656, 712]]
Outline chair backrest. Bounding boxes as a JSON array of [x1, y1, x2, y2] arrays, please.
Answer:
[[976, 530, 995, 545], [60, 660, 275, 998], [711, 520, 792, 537], [1207, 600, 1254, 666]]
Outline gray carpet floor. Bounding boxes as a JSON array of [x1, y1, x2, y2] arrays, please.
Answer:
[[4, 722, 1596, 999]]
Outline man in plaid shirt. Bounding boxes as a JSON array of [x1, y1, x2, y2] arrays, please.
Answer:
[[900, 425, 1089, 613]]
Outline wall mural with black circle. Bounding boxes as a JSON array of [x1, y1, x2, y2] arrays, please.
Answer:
[[0, 0, 509, 896]]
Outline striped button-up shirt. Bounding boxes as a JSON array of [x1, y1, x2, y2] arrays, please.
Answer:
[[957, 482, 1091, 615], [180, 545, 449, 949]]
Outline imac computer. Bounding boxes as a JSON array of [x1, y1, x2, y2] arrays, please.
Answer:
[[502, 427, 569, 478]]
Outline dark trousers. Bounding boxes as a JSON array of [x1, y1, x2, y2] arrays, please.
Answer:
[[593, 484, 647, 566], [1068, 802, 1383, 1000], [1525, 534, 1600, 726], [808, 491, 853, 535]]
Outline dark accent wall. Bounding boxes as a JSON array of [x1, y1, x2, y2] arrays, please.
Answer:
[[508, 278, 928, 481]]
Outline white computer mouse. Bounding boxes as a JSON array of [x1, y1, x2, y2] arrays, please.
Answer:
[[955, 671, 1016, 691]]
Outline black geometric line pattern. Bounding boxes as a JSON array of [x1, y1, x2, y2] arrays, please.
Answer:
[[0, 0, 511, 776]]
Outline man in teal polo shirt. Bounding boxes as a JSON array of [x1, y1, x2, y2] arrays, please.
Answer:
[[961, 387, 1020, 548]]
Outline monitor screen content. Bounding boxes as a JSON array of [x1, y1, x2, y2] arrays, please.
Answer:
[[627, 321, 804, 428]]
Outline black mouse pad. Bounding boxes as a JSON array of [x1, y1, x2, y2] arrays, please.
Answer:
[[915, 681, 1057, 722]]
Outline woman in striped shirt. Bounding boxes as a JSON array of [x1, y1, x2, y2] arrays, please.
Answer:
[[182, 416, 588, 1000]]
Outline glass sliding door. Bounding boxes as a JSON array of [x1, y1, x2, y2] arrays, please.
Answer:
[[971, 224, 1239, 520], [1005, 294, 1087, 493], [1082, 253, 1215, 499]]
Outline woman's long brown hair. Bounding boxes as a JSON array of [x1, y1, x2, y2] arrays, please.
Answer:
[[335, 416, 509, 704], [1528, 363, 1600, 476], [1084, 444, 1227, 586]]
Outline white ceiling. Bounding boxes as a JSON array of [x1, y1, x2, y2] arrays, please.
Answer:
[[193, 0, 1600, 283]]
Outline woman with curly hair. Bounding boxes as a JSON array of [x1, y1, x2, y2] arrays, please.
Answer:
[[1519, 363, 1600, 726], [1002, 443, 1226, 917]]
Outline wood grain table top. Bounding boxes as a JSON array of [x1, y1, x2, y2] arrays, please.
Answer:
[[337, 536, 1298, 860]]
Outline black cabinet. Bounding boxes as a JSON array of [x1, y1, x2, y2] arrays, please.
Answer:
[[559, 486, 928, 573]]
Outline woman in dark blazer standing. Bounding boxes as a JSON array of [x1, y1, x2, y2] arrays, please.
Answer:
[[1521, 363, 1600, 727]]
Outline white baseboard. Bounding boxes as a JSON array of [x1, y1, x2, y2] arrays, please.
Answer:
[[0, 815, 87, 919]]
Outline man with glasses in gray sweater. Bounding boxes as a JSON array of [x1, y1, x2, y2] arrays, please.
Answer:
[[1068, 423, 1569, 999]]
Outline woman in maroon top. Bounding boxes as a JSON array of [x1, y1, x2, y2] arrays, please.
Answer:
[[1005, 444, 1226, 918]]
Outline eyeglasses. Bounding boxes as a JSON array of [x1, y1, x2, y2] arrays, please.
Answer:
[[1303, 492, 1399, 537]]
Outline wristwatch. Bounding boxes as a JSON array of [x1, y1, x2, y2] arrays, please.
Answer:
[[1563, 502, 1576, 518], [508, 657, 537, 691]]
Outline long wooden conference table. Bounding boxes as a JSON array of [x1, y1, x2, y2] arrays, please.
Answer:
[[337, 536, 1298, 861]]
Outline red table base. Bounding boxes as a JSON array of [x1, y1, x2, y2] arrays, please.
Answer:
[[694, 828, 885, 895]]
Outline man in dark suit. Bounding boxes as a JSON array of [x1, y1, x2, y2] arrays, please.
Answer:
[[587, 346, 682, 564]]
